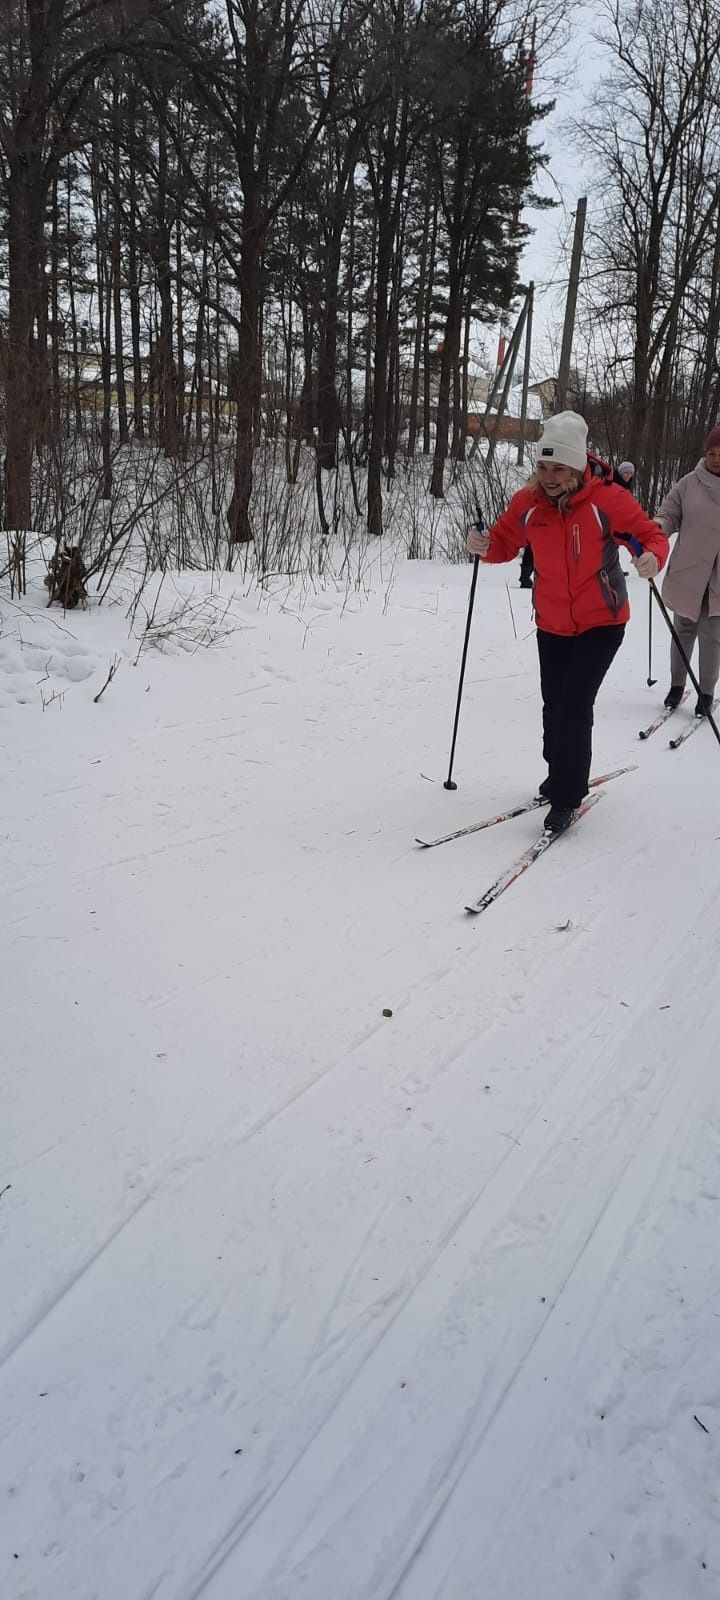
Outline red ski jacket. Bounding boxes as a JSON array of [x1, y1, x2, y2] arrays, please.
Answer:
[[482, 458, 669, 636]]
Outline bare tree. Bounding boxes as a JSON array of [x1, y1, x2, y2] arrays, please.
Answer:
[[577, 0, 720, 498], [0, 0, 166, 537], [166, 0, 362, 550]]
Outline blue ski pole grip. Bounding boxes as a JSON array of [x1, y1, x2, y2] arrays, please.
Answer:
[[617, 532, 643, 558]]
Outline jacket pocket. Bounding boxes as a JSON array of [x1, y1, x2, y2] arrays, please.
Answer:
[[598, 568, 622, 615]]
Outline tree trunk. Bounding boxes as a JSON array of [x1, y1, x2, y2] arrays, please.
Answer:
[[127, 130, 145, 439], [66, 170, 84, 433], [366, 100, 410, 536], [281, 278, 295, 482], [343, 187, 362, 515], [155, 124, 179, 457], [190, 245, 208, 447], [345, 185, 355, 457], [385, 219, 405, 479], [4, 165, 47, 532], [431, 232, 463, 498], [386, 303, 402, 479], [92, 147, 113, 498], [174, 136, 186, 445], [361, 213, 377, 462], [112, 84, 129, 445], [452, 287, 472, 462], [422, 199, 439, 455], [49, 173, 61, 436], [367, 205, 394, 536], [147, 327, 156, 442], [228, 217, 262, 547], [205, 281, 219, 513], [407, 182, 431, 458], [213, 261, 222, 446], [317, 224, 344, 472], [693, 203, 720, 447]]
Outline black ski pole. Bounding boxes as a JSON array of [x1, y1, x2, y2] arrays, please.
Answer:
[[647, 589, 656, 686], [444, 511, 483, 790], [649, 579, 720, 748], [618, 533, 720, 747]]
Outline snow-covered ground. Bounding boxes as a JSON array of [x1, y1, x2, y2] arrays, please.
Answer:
[[3, 550, 720, 1600]]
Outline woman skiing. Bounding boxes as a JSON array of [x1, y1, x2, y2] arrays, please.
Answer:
[[655, 426, 720, 718], [467, 411, 669, 833]]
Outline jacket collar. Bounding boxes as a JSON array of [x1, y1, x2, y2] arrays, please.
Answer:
[[694, 460, 720, 503]]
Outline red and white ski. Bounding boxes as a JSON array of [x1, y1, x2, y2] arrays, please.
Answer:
[[464, 791, 605, 917], [669, 700, 719, 749], [638, 691, 689, 740], [416, 766, 633, 851]]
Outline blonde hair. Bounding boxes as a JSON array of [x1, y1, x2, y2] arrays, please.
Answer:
[[526, 467, 583, 513]]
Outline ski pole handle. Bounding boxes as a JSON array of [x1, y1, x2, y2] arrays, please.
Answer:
[[617, 531, 661, 581], [468, 509, 490, 558], [614, 531, 662, 582], [617, 533, 643, 558]]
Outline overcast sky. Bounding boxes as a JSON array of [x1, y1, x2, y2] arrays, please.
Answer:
[[479, 4, 609, 379]]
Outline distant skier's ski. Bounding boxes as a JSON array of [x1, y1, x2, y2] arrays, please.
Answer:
[[638, 691, 689, 740], [669, 700, 719, 749], [416, 766, 633, 850], [464, 791, 605, 917]]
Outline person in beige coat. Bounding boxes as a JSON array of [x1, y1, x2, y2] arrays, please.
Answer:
[[656, 426, 720, 716]]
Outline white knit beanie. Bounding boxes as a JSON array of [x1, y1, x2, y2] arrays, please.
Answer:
[[537, 411, 588, 473]]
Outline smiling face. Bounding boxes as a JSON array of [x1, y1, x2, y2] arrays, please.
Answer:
[[705, 445, 720, 475], [536, 460, 580, 498]]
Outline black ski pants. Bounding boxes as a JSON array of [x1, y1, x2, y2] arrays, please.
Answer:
[[537, 625, 625, 809]]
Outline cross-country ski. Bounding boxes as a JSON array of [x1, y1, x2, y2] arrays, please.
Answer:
[[464, 791, 605, 916], [669, 700, 719, 748], [416, 765, 636, 849], [638, 690, 689, 739]]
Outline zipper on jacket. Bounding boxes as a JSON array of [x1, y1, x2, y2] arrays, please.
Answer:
[[563, 509, 579, 632]]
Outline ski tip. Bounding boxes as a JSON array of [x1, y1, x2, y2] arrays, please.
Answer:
[[415, 838, 430, 848]]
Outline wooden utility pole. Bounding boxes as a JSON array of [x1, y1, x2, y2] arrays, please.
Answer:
[[468, 293, 528, 462], [482, 316, 521, 420], [517, 280, 535, 466], [556, 197, 587, 412], [485, 290, 530, 469]]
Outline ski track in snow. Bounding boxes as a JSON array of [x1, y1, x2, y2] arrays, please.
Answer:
[[177, 900, 720, 1600], [3, 563, 720, 1600], [0, 1194, 155, 1371]]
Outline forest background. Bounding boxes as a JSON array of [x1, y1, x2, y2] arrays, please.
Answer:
[[2, 0, 720, 598]]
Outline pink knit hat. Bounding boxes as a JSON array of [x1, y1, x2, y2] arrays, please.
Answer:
[[704, 425, 720, 452]]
